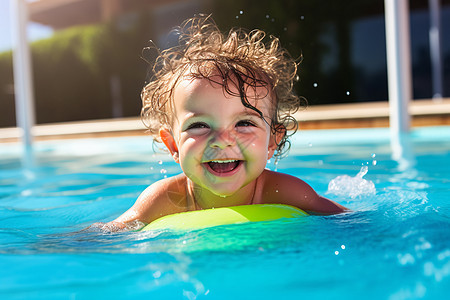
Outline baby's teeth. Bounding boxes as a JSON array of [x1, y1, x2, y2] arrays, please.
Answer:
[[211, 160, 237, 163]]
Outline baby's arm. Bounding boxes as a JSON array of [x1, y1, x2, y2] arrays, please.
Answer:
[[92, 174, 188, 231], [261, 170, 348, 215]]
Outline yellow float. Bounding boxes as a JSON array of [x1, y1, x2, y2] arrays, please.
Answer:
[[141, 204, 308, 231]]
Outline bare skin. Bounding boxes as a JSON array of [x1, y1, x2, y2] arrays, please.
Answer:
[[94, 77, 348, 231], [99, 170, 347, 231]]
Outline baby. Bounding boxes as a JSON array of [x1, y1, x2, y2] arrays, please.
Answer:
[[97, 15, 347, 231]]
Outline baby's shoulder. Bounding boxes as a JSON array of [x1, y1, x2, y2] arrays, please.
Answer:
[[113, 174, 189, 226], [139, 174, 187, 204], [258, 170, 348, 215], [258, 170, 318, 202], [128, 174, 189, 223], [260, 169, 308, 187]]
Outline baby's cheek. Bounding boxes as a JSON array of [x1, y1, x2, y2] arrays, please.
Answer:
[[237, 134, 262, 150]]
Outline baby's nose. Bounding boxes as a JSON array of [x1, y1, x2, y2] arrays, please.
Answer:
[[210, 130, 235, 149]]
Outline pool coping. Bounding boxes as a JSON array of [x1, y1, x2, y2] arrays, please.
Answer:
[[1, 98, 449, 143]]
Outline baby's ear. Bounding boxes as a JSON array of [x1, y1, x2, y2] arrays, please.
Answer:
[[159, 127, 179, 163], [268, 125, 286, 159]]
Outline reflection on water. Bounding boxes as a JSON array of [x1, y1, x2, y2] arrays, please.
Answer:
[[391, 132, 417, 175]]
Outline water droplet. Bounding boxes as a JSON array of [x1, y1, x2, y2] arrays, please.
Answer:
[[160, 169, 167, 174], [158, 160, 163, 165], [266, 14, 270, 19], [357, 166, 369, 177], [271, 18, 275, 22], [236, 15, 239, 19], [371, 153, 376, 158], [341, 245, 346, 250], [283, 27, 287, 31], [300, 16, 305, 20], [335, 251, 339, 255], [153, 271, 162, 278], [327, 166, 375, 199], [275, 190, 279, 193], [372, 160, 377, 166], [346, 91, 350, 95], [240, 10, 243, 15], [182, 240, 187, 244], [294, 75, 300, 81], [308, 142, 313, 147], [313, 82, 318, 87]]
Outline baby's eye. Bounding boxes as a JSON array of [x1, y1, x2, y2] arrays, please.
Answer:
[[236, 120, 256, 127], [186, 122, 209, 130], [184, 122, 210, 135]]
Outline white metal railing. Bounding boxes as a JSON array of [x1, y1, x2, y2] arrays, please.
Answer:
[[10, 0, 35, 167], [384, 0, 413, 135]]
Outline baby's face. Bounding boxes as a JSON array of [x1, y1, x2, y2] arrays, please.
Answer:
[[165, 77, 278, 197]]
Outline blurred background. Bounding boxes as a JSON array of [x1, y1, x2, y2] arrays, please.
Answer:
[[1, 0, 449, 128]]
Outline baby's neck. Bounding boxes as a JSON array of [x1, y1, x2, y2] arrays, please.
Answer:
[[187, 179, 257, 209]]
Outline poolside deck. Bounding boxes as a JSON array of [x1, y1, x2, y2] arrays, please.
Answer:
[[1, 98, 449, 143], [295, 98, 450, 130]]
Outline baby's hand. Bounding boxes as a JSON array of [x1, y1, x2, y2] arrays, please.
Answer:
[[85, 221, 125, 232], [86, 220, 146, 232]]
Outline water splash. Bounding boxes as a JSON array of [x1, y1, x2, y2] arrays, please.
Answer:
[[327, 166, 376, 199]]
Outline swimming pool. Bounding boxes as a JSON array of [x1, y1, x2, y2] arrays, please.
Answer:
[[1, 126, 449, 299]]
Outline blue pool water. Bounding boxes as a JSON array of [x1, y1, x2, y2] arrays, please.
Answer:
[[1, 126, 449, 299]]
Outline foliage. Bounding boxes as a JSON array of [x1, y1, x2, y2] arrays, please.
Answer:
[[0, 12, 154, 127]]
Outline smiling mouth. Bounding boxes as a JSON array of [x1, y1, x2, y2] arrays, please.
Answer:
[[206, 160, 242, 174]]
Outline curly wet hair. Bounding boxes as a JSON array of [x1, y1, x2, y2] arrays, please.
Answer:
[[141, 15, 305, 158]]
